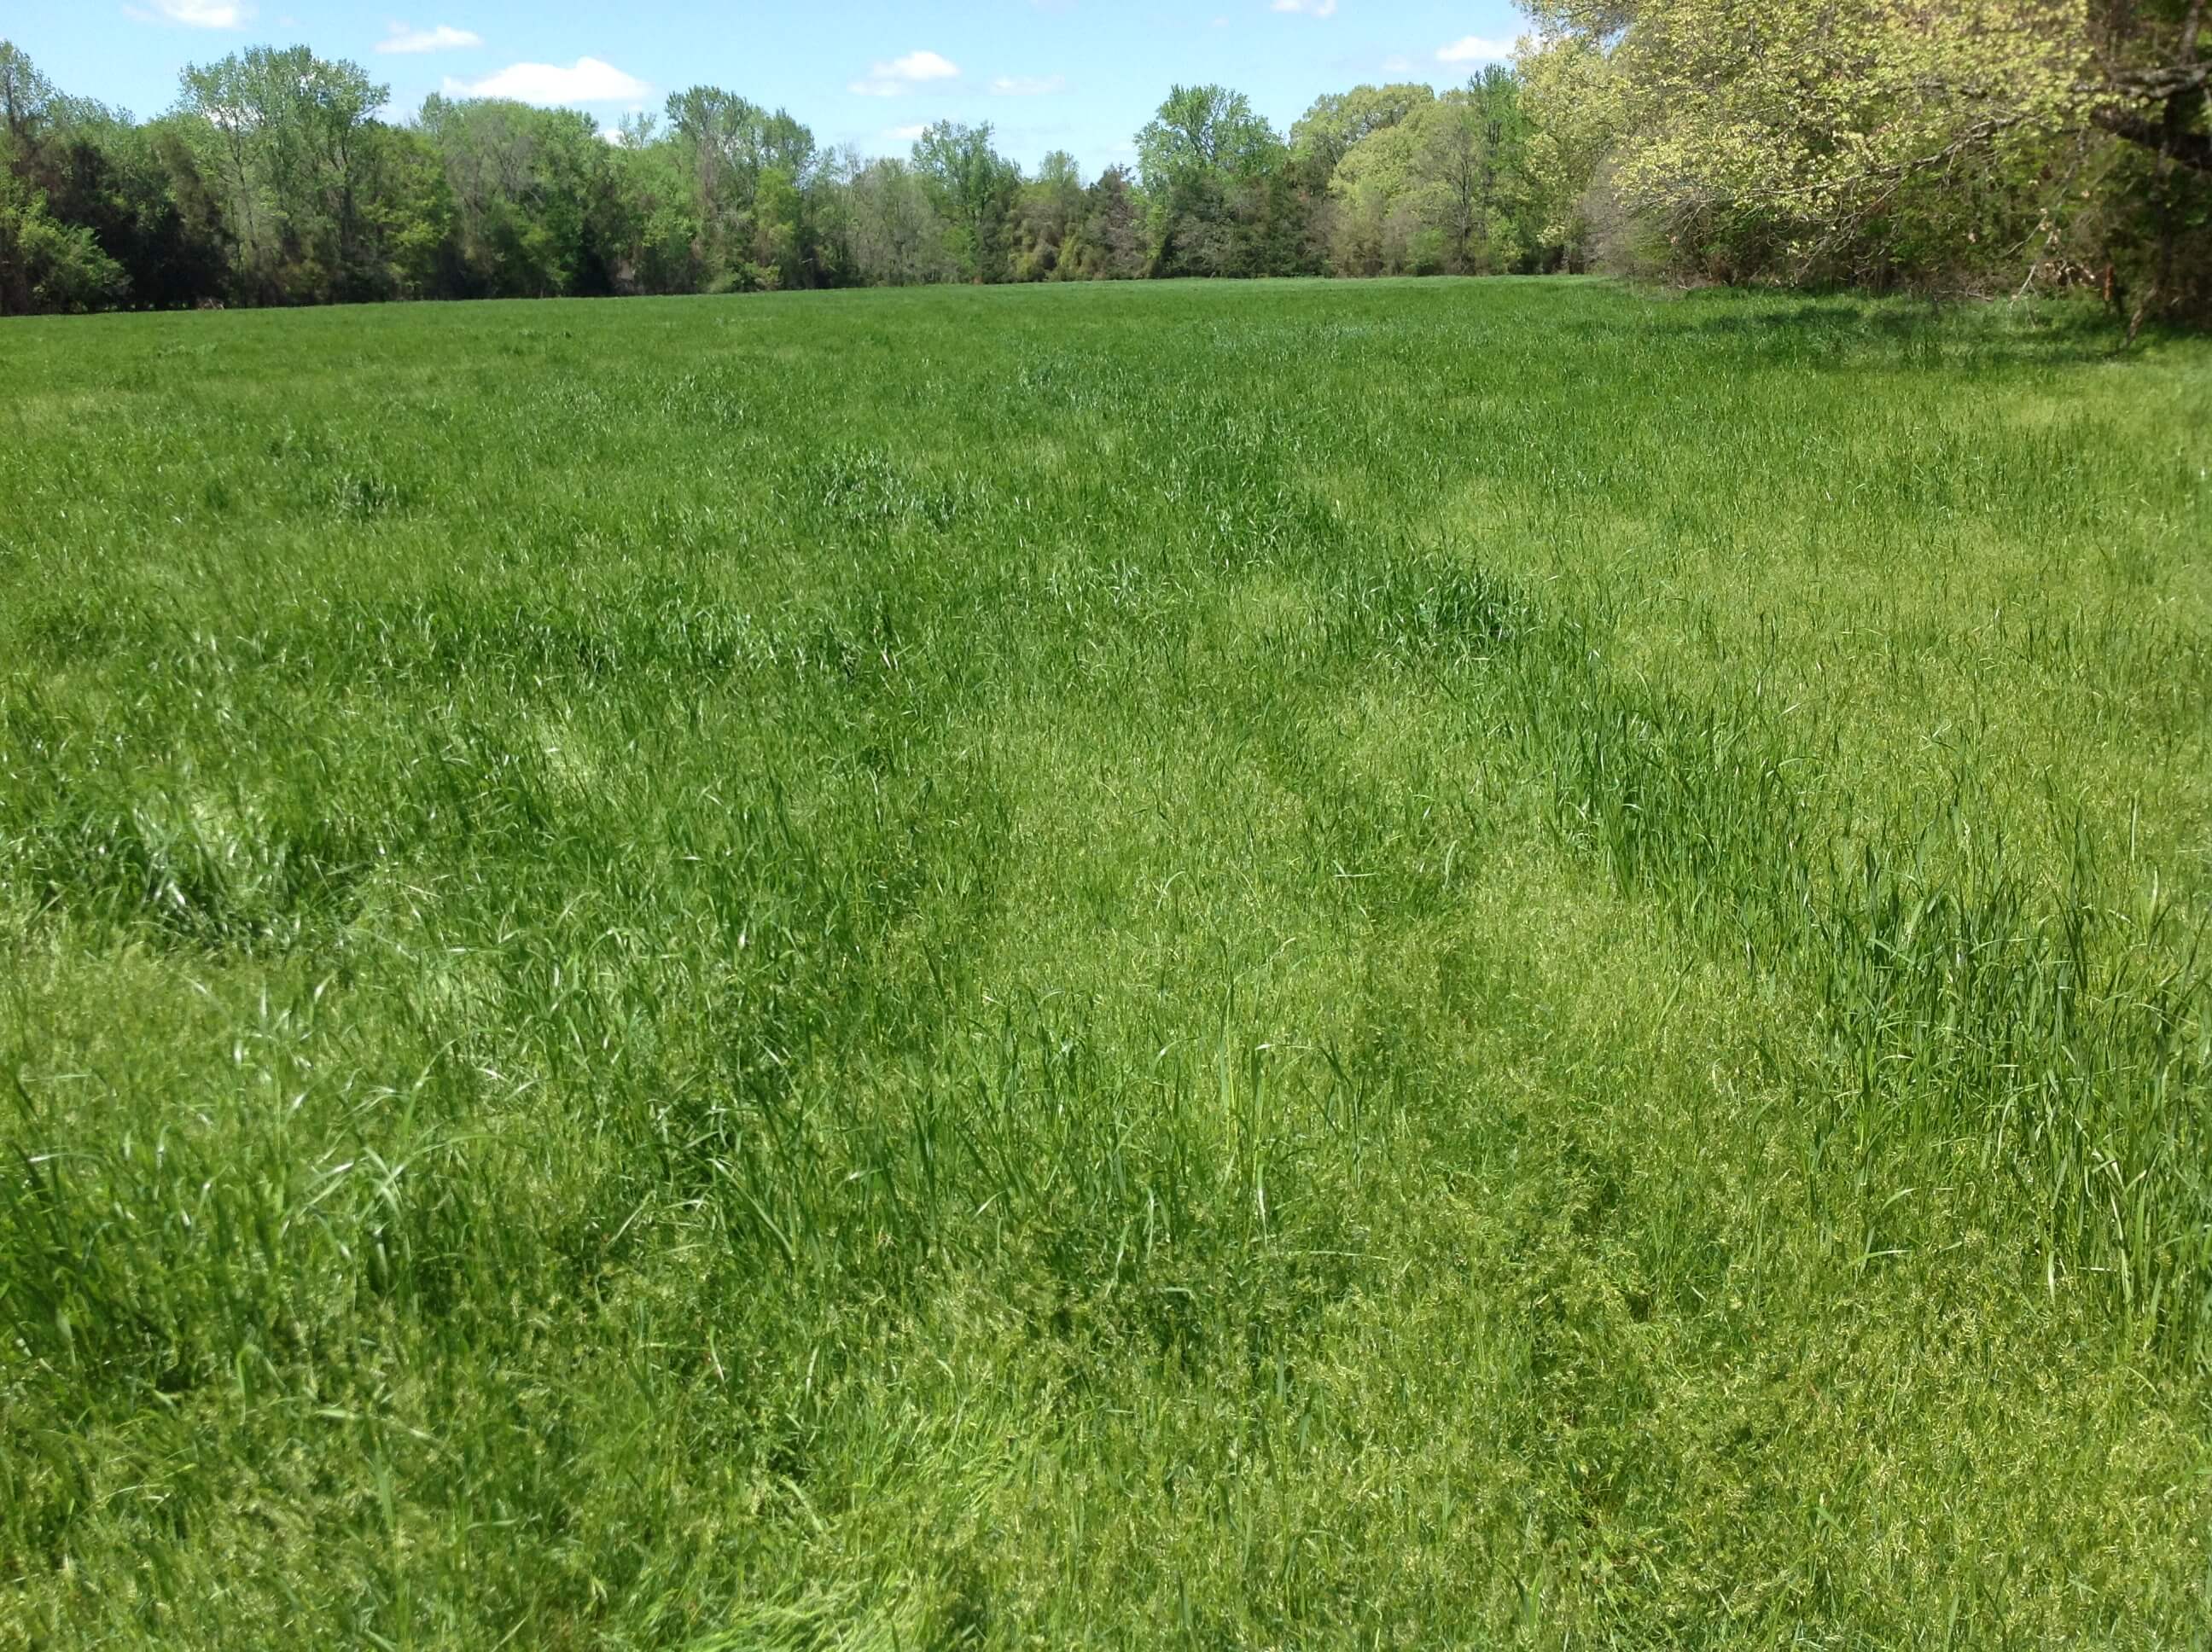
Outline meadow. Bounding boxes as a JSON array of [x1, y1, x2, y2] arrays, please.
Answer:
[[2, 277, 2209, 1648]]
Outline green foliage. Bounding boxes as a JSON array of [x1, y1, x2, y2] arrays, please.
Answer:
[[1289, 82, 1435, 174], [3, 14, 2206, 315], [1011, 149, 1085, 280], [911, 120, 1022, 282], [1062, 164, 1150, 280], [1, 39, 59, 149], [2, 278, 2208, 1645], [664, 86, 818, 290], [838, 154, 958, 286], [0, 166, 125, 310], [1325, 71, 1550, 276], [1136, 84, 1287, 275], [174, 45, 391, 301], [1522, 0, 2212, 315], [413, 94, 646, 299]]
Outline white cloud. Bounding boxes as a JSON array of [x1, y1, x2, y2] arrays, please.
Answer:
[[1272, 0, 1337, 14], [1380, 53, 1412, 73], [444, 56, 651, 105], [131, 0, 251, 28], [990, 74, 1066, 96], [850, 49, 959, 96], [1436, 34, 1514, 63], [377, 22, 481, 54], [886, 123, 928, 142]]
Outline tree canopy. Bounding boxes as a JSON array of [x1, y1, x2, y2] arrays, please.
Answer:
[[3, 6, 2204, 321]]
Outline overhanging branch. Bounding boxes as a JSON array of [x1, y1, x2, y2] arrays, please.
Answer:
[[2093, 105, 2212, 172]]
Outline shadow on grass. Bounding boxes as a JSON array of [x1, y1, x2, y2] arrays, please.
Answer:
[[1677, 293, 2134, 368]]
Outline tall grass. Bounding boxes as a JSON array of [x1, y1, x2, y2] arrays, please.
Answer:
[[2, 280, 2207, 1647]]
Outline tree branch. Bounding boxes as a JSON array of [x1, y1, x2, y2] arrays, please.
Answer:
[[2093, 106, 2212, 172]]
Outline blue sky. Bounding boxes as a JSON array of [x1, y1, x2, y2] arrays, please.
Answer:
[[6, 0, 1531, 175]]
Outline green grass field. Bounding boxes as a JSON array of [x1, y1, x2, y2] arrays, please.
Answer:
[[3, 278, 2209, 1647]]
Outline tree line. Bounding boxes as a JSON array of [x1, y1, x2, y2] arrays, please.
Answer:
[[3, 1, 2204, 322]]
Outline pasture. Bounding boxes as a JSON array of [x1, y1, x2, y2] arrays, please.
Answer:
[[3, 278, 2209, 1646]]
